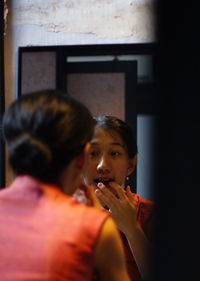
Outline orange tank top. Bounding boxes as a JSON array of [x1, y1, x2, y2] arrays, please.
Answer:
[[0, 176, 109, 281]]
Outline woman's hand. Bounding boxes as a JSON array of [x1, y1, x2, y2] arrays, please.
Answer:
[[95, 182, 139, 236], [95, 182, 153, 280]]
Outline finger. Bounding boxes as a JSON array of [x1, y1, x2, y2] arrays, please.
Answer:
[[126, 185, 137, 204], [95, 189, 109, 209], [109, 181, 126, 200], [87, 185, 102, 208], [95, 187, 115, 210], [126, 185, 132, 199], [97, 182, 119, 202]]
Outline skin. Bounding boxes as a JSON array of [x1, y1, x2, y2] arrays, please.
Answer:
[[94, 217, 130, 281], [83, 127, 152, 280]]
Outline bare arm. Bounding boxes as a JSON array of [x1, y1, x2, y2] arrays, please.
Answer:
[[94, 217, 130, 281], [125, 217, 153, 280]]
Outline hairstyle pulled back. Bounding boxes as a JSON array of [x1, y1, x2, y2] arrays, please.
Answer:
[[94, 115, 137, 158], [3, 90, 94, 183]]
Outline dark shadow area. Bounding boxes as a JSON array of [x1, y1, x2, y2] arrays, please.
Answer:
[[153, 1, 200, 280]]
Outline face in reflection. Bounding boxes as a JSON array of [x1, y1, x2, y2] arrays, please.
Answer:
[[83, 127, 135, 189]]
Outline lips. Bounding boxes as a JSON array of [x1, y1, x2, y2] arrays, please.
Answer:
[[94, 178, 113, 186]]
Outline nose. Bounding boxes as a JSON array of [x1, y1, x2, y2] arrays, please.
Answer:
[[97, 155, 110, 173]]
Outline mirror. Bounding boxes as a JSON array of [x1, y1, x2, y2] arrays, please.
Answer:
[[16, 43, 157, 198]]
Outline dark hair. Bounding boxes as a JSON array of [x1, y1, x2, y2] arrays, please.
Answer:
[[94, 115, 137, 158], [3, 89, 94, 183]]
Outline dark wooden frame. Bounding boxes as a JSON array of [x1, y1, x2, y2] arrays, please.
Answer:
[[17, 43, 157, 103]]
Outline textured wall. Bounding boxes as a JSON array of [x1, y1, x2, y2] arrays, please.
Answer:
[[13, 0, 156, 45], [21, 52, 56, 94], [67, 73, 125, 119]]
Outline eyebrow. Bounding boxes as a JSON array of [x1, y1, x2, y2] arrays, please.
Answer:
[[90, 141, 125, 148]]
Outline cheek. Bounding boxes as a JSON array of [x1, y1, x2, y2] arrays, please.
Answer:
[[114, 163, 129, 184], [82, 161, 96, 184]]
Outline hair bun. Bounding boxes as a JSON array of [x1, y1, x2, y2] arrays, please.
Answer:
[[8, 134, 52, 178]]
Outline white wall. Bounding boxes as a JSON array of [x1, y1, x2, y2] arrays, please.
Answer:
[[12, 0, 156, 46]]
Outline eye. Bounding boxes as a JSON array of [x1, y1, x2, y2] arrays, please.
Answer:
[[88, 149, 100, 158], [110, 151, 121, 157]]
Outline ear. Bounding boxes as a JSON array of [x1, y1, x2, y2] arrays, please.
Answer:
[[127, 154, 137, 176], [74, 143, 91, 171]]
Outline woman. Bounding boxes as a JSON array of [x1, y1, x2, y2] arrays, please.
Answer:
[[82, 115, 155, 280], [0, 91, 130, 281]]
